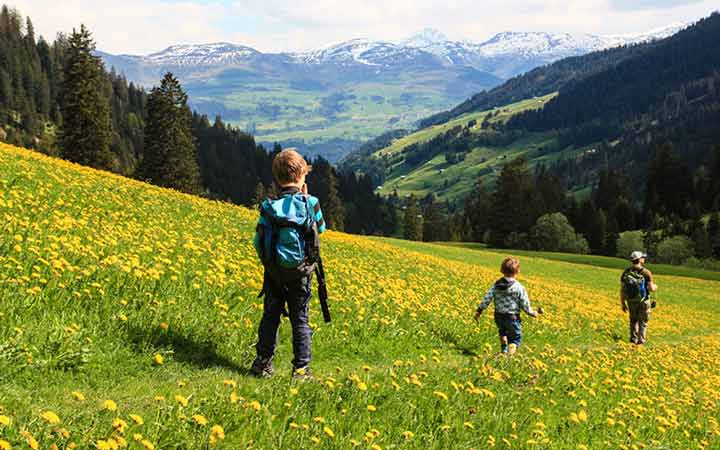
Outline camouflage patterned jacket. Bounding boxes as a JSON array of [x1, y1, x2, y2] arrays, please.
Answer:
[[477, 277, 535, 316]]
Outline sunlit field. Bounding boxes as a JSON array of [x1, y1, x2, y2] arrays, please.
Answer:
[[1, 143, 719, 450]]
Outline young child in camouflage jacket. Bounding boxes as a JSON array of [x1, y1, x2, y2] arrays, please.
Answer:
[[474, 257, 543, 354]]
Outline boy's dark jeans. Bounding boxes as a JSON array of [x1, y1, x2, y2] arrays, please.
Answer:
[[494, 313, 522, 351], [256, 275, 313, 369]]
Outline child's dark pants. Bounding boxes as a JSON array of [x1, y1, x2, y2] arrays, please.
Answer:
[[256, 275, 313, 369], [494, 313, 522, 352]]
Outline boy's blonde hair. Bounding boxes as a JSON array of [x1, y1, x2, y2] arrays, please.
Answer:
[[500, 257, 520, 277], [272, 148, 311, 186]]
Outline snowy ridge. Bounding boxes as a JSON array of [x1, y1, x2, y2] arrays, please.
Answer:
[[401, 23, 688, 64], [291, 38, 433, 67], [144, 43, 259, 66], [101, 22, 688, 74]]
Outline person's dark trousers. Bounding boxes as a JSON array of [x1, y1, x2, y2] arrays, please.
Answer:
[[494, 313, 522, 352], [256, 275, 313, 369]]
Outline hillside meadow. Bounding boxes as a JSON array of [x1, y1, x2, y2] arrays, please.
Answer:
[[1, 143, 719, 450]]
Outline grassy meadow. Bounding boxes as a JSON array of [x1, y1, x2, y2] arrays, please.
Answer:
[[1, 143, 719, 450]]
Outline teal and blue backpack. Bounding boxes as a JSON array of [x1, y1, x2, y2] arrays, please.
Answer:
[[254, 193, 319, 282]]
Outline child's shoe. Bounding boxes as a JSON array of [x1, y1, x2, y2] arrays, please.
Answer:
[[250, 356, 274, 378], [292, 366, 313, 381]]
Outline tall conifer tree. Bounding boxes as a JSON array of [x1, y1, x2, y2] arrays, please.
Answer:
[[138, 72, 201, 194], [59, 24, 112, 169]]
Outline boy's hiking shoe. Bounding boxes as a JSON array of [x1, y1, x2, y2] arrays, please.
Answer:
[[250, 357, 274, 378], [292, 366, 313, 381]]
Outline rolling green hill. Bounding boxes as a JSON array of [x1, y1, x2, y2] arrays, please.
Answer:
[[1, 142, 719, 450], [361, 93, 593, 202]]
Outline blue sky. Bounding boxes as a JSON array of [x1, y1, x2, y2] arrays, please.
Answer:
[[12, 0, 719, 54]]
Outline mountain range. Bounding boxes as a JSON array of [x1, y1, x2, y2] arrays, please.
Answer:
[[99, 23, 687, 161], [341, 13, 720, 209]]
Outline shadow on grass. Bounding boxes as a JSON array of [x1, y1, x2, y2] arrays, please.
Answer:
[[125, 325, 252, 375], [431, 326, 480, 358]]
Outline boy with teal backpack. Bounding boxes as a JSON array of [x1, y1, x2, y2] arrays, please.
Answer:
[[251, 149, 326, 379], [620, 251, 658, 345]]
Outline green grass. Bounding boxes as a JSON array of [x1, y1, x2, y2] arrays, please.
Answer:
[[1, 143, 720, 450], [439, 242, 720, 282]]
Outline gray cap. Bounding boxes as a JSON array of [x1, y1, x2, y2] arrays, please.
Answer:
[[629, 251, 647, 261]]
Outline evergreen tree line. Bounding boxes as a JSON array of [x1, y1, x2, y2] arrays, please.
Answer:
[[0, 7, 146, 173], [442, 144, 720, 265]]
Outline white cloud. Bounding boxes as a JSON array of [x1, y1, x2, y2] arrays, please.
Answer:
[[9, 0, 719, 54], [13, 0, 230, 53]]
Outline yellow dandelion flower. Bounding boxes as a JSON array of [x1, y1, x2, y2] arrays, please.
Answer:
[[114, 436, 127, 449], [313, 417, 325, 423], [129, 414, 144, 425], [21, 432, 38, 450], [323, 426, 335, 438], [72, 391, 85, 402], [140, 440, 154, 450], [192, 415, 208, 426], [578, 409, 588, 422], [96, 440, 113, 450], [102, 400, 118, 412], [222, 379, 236, 388], [0, 415, 10, 426], [433, 391, 449, 401], [357, 382, 368, 391], [367, 405, 377, 412], [247, 400, 261, 411], [402, 431, 414, 439], [174, 395, 188, 407], [371, 445, 382, 450], [152, 354, 164, 366], [210, 425, 225, 440], [112, 418, 128, 433], [0, 439, 10, 450]]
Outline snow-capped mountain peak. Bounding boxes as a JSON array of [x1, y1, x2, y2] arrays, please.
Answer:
[[145, 42, 259, 66], [293, 38, 433, 67], [400, 28, 449, 48]]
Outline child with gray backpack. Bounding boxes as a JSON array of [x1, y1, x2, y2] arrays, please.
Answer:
[[251, 149, 326, 379], [620, 251, 658, 345]]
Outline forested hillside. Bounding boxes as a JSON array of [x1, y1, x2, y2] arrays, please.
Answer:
[[0, 5, 397, 232]]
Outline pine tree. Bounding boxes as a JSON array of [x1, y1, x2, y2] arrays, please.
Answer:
[[691, 220, 712, 259], [488, 158, 535, 247], [307, 157, 344, 231], [422, 195, 447, 242], [137, 72, 201, 194], [251, 181, 266, 207], [708, 212, 720, 258], [59, 24, 113, 169], [403, 196, 423, 241]]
